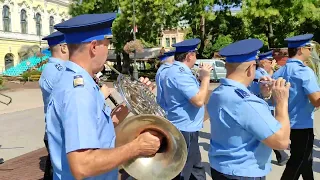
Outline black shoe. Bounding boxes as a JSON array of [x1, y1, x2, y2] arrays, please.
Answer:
[[277, 156, 289, 166], [0, 158, 4, 164]]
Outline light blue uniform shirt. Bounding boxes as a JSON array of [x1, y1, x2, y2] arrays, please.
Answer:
[[207, 78, 281, 177], [248, 67, 274, 111], [163, 61, 204, 132], [46, 61, 117, 180], [39, 57, 66, 114], [273, 58, 320, 129], [39, 57, 66, 140], [156, 63, 172, 111]]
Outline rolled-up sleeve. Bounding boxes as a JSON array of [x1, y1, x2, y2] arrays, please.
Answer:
[[237, 100, 282, 141], [174, 73, 199, 100], [297, 67, 320, 95]]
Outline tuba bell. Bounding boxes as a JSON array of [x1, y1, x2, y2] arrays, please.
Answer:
[[305, 41, 320, 111], [104, 63, 187, 180]]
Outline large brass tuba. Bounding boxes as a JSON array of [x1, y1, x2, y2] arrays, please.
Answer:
[[104, 63, 187, 180], [305, 41, 320, 111], [306, 41, 320, 85]]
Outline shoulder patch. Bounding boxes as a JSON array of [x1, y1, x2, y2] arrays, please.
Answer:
[[73, 75, 84, 88], [235, 88, 250, 99], [179, 67, 185, 72], [55, 63, 63, 71]]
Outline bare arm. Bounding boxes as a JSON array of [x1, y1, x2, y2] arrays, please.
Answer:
[[190, 77, 210, 107], [308, 92, 320, 108], [67, 141, 139, 180], [262, 101, 290, 150]]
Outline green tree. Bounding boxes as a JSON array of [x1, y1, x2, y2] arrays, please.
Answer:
[[69, 0, 180, 73], [181, 0, 243, 58], [240, 0, 320, 48]]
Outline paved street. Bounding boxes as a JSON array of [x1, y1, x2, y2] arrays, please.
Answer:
[[0, 83, 319, 179]]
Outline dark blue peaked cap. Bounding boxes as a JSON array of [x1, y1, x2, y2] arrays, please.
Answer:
[[219, 39, 263, 63], [42, 31, 65, 47], [285, 34, 313, 48], [172, 38, 201, 53], [54, 13, 117, 44], [258, 50, 273, 60], [159, 50, 175, 61]]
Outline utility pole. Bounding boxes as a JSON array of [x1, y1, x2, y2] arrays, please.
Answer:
[[132, 0, 138, 79]]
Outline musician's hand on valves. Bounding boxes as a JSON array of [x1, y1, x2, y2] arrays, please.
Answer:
[[133, 131, 161, 157], [100, 84, 113, 99], [272, 77, 290, 104], [139, 77, 156, 91], [259, 76, 274, 99], [198, 63, 213, 81]]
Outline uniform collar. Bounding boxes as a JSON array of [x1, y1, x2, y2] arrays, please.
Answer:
[[220, 78, 250, 92], [286, 58, 305, 66], [173, 61, 192, 74], [48, 57, 64, 64], [65, 61, 97, 88]]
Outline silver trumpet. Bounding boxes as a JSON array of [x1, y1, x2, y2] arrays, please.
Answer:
[[104, 63, 187, 180]]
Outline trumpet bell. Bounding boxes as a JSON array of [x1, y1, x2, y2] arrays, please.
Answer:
[[115, 114, 187, 180]]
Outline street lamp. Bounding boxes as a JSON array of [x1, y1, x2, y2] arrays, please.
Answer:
[[132, 0, 138, 80]]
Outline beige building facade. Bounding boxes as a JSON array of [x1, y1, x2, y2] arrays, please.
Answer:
[[159, 29, 185, 50], [0, 0, 71, 73]]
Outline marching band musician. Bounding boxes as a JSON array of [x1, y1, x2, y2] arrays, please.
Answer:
[[163, 38, 212, 180], [45, 13, 161, 180], [156, 50, 175, 111], [207, 39, 291, 179], [39, 31, 69, 180], [273, 34, 320, 180], [248, 50, 289, 166]]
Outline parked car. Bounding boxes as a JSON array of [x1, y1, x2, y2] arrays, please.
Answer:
[[193, 59, 226, 82]]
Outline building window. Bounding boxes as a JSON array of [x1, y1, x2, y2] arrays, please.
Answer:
[[165, 38, 170, 47], [49, 16, 54, 33], [3, 5, 11, 32], [20, 9, 27, 34], [4, 53, 14, 70], [172, 38, 176, 45], [61, 19, 65, 22], [35, 13, 42, 36]]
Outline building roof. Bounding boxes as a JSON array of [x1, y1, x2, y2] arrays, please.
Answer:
[[107, 47, 162, 61]]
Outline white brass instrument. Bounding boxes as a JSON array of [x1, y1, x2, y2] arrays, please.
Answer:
[[306, 41, 320, 111], [104, 63, 187, 180]]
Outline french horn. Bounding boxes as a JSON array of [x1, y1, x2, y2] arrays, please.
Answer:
[[104, 63, 187, 180]]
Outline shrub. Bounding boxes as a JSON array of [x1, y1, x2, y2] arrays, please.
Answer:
[[21, 69, 42, 81], [0, 76, 3, 86]]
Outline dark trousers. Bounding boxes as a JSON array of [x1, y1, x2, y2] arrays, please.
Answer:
[[273, 149, 288, 163], [44, 139, 53, 180], [211, 168, 266, 180], [281, 129, 314, 180], [172, 131, 206, 180]]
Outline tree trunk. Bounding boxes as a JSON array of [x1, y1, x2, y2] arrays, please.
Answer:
[[121, 52, 130, 74], [267, 22, 274, 48], [116, 53, 122, 72], [198, 14, 206, 59]]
